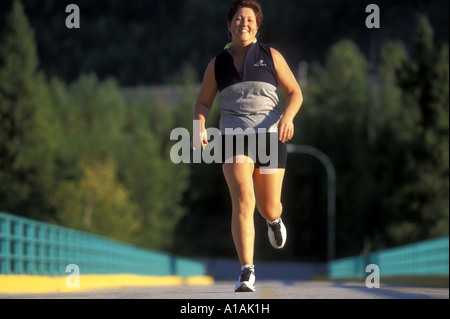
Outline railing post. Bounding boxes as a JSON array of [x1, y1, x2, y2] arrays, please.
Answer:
[[0, 213, 12, 274]]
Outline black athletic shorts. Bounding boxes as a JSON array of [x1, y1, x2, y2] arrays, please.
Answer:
[[220, 132, 287, 169]]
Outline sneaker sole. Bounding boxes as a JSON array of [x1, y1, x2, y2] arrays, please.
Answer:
[[235, 283, 256, 292]]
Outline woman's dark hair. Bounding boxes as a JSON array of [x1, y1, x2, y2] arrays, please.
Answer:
[[227, 0, 263, 38]]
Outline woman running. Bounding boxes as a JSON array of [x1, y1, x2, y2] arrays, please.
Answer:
[[191, 0, 303, 292]]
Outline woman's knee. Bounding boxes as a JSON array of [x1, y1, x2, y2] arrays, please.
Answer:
[[233, 192, 255, 215], [257, 200, 282, 221]]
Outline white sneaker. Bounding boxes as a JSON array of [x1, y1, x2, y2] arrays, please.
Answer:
[[267, 218, 287, 249], [234, 266, 256, 292]]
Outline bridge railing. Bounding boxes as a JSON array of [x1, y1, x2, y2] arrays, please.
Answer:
[[0, 211, 205, 277], [328, 236, 449, 279]]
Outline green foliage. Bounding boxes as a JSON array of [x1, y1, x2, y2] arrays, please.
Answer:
[[375, 16, 449, 245], [288, 17, 448, 258], [0, 0, 62, 220], [291, 40, 374, 259], [118, 95, 190, 250], [52, 156, 140, 243], [48, 70, 192, 250], [61, 74, 126, 163], [1, 0, 447, 86], [0, 1, 190, 251]]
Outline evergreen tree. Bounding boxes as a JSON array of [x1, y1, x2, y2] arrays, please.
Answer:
[[380, 16, 449, 244], [119, 106, 189, 250], [52, 155, 140, 243], [50, 73, 142, 243], [0, 0, 62, 220], [372, 41, 410, 248], [293, 40, 373, 258], [118, 68, 194, 251]]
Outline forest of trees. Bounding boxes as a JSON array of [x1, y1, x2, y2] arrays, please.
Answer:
[[0, 0, 448, 261]]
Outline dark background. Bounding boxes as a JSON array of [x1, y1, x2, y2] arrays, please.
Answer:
[[0, 0, 448, 86]]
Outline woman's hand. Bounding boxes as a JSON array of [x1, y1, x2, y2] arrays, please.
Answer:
[[278, 116, 294, 143], [191, 129, 208, 150]]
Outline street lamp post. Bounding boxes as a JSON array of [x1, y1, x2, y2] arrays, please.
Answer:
[[286, 144, 336, 262]]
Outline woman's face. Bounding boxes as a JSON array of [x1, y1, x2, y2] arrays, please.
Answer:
[[228, 7, 258, 44]]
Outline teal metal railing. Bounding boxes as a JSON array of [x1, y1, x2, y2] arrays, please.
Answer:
[[328, 236, 449, 279], [0, 212, 206, 277]]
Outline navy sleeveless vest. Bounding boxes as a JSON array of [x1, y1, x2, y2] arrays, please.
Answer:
[[214, 42, 283, 134]]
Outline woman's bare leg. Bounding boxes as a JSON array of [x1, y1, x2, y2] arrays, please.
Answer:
[[222, 156, 256, 266], [253, 168, 285, 222]]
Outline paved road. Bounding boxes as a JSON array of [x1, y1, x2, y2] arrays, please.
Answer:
[[1, 280, 447, 299]]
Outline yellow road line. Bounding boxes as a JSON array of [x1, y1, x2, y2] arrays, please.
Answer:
[[0, 274, 214, 295]]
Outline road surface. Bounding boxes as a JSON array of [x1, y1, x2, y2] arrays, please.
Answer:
[[1, 280, 447, 299]]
